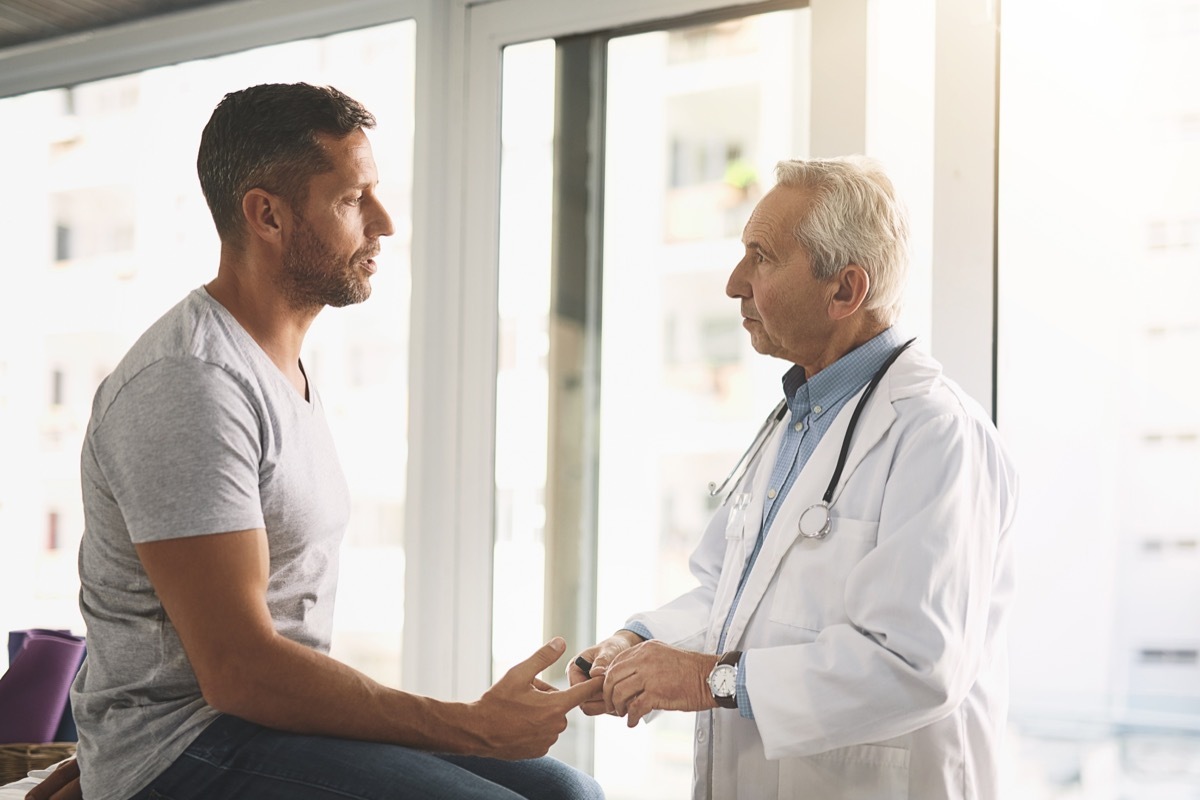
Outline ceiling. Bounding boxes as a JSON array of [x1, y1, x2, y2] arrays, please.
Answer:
[[0, 0, 235, 52]]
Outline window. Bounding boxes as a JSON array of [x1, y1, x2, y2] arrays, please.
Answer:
[[998, 0, 1200, 793], [492, 10, 875, 795], [0, 20, 415, 686], [47, 511, 60, 552], [1138, 649, 1199, 665]]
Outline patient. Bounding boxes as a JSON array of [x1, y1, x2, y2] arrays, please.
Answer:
[[32, 82, 603, 800]]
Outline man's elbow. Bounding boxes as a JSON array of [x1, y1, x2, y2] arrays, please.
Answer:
[[918, 658, 978, 721], [196, 665, 252, 714], [191, 644, 275, 716]]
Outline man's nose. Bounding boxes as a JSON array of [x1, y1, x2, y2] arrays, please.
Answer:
[[370, 197, 395, 238], [726, 256, 750, 298]]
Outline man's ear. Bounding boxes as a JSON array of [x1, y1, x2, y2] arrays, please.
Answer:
[[828, 264, 870, 321], [240, 188, 288, 245]]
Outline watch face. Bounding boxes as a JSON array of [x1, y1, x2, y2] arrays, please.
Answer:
[[709, 664, 736, 696]]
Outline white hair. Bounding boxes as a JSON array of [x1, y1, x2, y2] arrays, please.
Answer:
[[773, 155, 909, 325]]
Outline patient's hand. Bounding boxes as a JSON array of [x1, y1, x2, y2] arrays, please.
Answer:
[[569, 630, 645, 716], [25, 758, 81, 800]]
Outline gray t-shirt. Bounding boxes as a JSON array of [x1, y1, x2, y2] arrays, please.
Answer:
[[71, 287, 351, 800]]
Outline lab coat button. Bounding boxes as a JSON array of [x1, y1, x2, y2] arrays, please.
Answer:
[[697, 729, 707, 743]]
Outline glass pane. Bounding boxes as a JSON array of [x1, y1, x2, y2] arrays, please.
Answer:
[[0, 20, 415, 687], [493, 39, 557, 679], [595, 11, 812, 798], [998, 0, 1200, 795]]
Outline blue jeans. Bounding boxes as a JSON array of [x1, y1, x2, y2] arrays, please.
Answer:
[[127, 715, 604, 800]]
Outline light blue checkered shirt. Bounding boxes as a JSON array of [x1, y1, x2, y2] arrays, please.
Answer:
[[624, 327, 903, 719]]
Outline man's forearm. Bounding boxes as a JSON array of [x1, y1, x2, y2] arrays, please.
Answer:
[[202, 632, 484, 754]]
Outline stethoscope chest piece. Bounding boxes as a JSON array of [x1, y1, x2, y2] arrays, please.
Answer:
[[798, 502, 832, 539]]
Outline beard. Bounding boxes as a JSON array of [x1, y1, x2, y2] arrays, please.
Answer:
[[279, 221, 376, 310]]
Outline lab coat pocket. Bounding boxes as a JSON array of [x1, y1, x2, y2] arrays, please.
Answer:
[[767, 517, 878, 633], [778, 743, 910, 799]]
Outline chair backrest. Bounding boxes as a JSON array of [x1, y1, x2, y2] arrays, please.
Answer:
[[0, 631, 87, 745]]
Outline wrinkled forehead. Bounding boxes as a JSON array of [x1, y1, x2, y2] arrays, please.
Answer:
[[742, 183, 810, 248]]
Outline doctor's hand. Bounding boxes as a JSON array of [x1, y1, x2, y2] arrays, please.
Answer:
[[469, 637, 603, 760], [568, 629, 645, 716], [604, 640, 720, 727]]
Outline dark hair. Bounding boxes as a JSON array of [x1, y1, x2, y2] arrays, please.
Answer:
[[197, 82, 376, 243]]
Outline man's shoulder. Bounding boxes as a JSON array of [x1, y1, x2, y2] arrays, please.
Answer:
[[109, 288, 210, 364], [888, 349, 994, 429], [90, 289, 256, 424]]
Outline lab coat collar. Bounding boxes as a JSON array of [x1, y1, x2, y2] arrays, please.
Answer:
[[779, 328, 906, 419]]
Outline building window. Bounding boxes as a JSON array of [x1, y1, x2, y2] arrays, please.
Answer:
[[50, 368, 64, 407], [47, 511, 60, 551], [1139, 648, 1199, 666]]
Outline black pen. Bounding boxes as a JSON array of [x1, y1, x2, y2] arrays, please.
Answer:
[[574, 655, 593, 678]]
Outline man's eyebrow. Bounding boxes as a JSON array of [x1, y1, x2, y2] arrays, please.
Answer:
[[744, 238, 772, 258]]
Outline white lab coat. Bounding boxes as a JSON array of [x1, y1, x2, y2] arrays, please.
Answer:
[[628, 348, 1018, 800]]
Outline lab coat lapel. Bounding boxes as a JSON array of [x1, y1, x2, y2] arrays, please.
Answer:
[[720, 372, 900, 649], [704, 416, 787, 652]]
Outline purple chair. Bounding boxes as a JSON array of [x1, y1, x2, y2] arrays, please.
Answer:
[[0, 630, 87, 744]]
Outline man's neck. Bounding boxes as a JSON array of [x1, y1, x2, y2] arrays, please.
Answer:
[[798, 317, 889, 378], [205, 257, 318, 398]]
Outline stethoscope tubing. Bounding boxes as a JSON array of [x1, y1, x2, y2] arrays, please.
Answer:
[[707, 399, 787, 503], [709, 338, 917, 539]]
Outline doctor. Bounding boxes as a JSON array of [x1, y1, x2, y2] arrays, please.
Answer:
[[569, 156, 1018, 800]]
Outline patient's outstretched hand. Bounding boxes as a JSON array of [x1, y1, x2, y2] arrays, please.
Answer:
[[468, 637, 603, 759]]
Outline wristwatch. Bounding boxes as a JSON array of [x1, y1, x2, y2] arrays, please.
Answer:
[[707, 650, 741, 709]]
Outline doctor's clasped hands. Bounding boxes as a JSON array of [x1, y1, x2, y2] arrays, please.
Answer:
[[571, 633, 723, 726]]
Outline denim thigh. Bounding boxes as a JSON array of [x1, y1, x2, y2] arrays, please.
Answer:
[[128, 715, 602, 800]]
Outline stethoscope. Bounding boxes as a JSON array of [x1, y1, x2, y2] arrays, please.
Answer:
[[707, 338, 916, 540]]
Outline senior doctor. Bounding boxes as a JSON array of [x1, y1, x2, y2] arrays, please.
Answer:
[[569, 156, 1018, 800]]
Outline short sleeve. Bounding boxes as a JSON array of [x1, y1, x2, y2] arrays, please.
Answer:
[[91, 357, 266, 543]]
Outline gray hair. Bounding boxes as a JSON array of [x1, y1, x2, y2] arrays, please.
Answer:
[[773, 156, 909, 325]]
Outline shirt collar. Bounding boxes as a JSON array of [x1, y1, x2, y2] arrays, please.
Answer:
[[780, 327, 904, 420]]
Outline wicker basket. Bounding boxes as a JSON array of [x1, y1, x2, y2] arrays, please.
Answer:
[[0, 743, 76, 786]]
